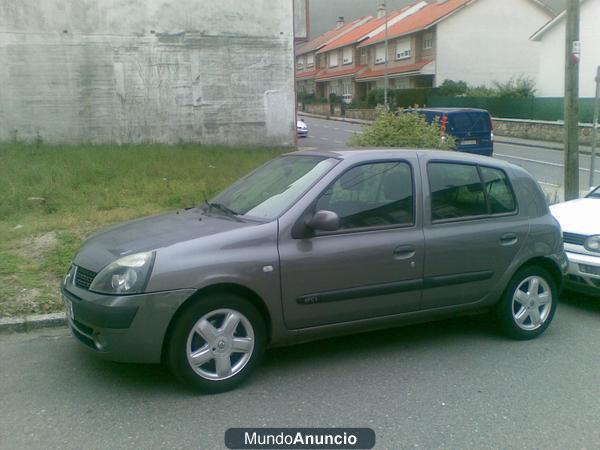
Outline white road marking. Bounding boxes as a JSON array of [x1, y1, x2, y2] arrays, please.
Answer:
[[320, 137, 329, 141], [496, 153, 600, 174], [538, 181, 561, 187], [334, 140, 344, 144]]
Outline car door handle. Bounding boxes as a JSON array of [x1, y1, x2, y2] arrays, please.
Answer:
[[393, 245, 416, 260], [500, 233, 519, 246]]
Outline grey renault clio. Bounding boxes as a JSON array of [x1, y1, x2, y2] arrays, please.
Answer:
[[62, 149, 567, 393]]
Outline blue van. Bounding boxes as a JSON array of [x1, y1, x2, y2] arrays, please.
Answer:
[[407, 108, 494, 157]]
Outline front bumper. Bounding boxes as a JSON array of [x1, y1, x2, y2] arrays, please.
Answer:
[[62, 283, 195, 363], [563, 251, 600, 297]]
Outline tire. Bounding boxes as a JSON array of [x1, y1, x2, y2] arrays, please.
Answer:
[[166, 293, 266, 394], [494, 266, 558, 340]]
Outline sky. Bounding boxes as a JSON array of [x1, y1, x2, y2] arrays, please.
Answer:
[[307, 0, 567, 39]]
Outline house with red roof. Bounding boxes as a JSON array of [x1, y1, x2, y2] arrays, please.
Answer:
[[356, 0, 555, 98], [313, 2, 428, 102], [295, 16, 371, 97]]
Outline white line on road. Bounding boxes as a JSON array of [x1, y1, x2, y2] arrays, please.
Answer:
[[320, 137, 329, 141], [538, 181, 561, 187], [495, 153, 600, 174], [334, 140, 344, 144]]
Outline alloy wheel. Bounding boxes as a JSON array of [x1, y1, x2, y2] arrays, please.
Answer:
[[511, 276, 552, 331], [186, 308, 255, 381]]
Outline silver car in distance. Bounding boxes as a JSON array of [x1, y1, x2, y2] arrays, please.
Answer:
[[62, 149, 567, 393]]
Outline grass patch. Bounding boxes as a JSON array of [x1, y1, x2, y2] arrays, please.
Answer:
[[0, 143, 287, 317]]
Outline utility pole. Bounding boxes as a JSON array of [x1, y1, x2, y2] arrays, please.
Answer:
[[383, 3, 389, 109], [564, 0, 580, 200], [590, 66, 600, 188]]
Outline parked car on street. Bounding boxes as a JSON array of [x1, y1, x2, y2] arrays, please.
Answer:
[[62, 149, 566, 393], [550, 186, 600, 296], [297, 118, 308, 138], [405, 108, 494, 157]]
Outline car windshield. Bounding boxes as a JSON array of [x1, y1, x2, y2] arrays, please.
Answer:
[[588, 186, 600, 198], [211, 155, 338, 220]]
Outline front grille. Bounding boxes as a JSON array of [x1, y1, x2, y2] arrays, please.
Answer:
[[563, 232, 587, 246], [580, 264, 600, 276], [75, 266, 97, 290]]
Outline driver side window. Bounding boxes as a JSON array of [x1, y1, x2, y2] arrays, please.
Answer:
[[315, 161, 414, 230]]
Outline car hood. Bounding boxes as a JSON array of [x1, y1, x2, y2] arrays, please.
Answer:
[[550, 198, 600, 236], [73, 209, 256, 272]]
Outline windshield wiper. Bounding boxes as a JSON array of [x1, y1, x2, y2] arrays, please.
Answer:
[[204, 199, 244, 221]]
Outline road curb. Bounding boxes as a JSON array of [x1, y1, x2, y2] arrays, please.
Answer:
[[0, 312, 67, 334]]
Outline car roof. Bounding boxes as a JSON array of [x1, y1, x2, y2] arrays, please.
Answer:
[[287, 148, 518, 170], [408, 108, 490, 114]]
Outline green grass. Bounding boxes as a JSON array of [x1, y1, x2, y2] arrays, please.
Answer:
[[0, 143, 287, 317]]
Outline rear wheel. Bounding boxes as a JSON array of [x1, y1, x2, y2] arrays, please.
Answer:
[[494, 266, 557, 340], [166, 294, 266, 393]]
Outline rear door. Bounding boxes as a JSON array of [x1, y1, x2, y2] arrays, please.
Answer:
[[448, 112, 493, 156], [420, 159, 529, 310]]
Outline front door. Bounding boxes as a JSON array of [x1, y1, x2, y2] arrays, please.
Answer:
[[278, 160, 424, 330]]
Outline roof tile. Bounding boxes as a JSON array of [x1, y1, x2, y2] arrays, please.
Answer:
[[359, 0, 472, 48]]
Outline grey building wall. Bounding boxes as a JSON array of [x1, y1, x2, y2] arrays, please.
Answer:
[[0, 0, 296, 146]]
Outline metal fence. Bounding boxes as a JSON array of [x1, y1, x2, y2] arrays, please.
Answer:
[[426, 96, 596, 123]]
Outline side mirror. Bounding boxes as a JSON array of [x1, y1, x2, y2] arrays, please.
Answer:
[[306, 210, 340, 232]]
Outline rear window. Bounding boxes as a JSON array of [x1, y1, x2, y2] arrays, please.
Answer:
[[480, 166, 516, 214], [448, 112, 491, 133], [428, 162, 516, 222]]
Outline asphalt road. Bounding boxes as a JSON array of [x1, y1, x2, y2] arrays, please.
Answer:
[[1, 292, 600, 449], [298, 116, 600, 194]]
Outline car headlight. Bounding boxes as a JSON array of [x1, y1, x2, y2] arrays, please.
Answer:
[[584, 235, 600, 253], [89, 251, 156, 295]]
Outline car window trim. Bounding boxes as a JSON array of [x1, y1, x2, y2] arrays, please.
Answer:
[[426, 160, 519, 225], [297, 158, 418, 238]]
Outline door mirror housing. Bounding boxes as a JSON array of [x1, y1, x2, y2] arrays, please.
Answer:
[[306, 210, 340, 232]]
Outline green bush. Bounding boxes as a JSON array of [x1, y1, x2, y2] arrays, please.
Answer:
[[493, 76, 536, 98], [438, 79, 468, 96], [298, 93, 327, 105], [349, 112, 455, 150], [346, 99, 369, 110]]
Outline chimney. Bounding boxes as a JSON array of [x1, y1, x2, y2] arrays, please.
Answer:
[[377, 4, 386, 19], [336, 16, 345, 29]]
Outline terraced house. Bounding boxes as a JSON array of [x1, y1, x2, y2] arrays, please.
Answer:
[[296, 0, 555, 104]]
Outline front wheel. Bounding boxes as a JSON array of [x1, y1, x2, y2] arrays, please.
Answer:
[[166, 294, 266, 393], [494, 266, 557, 340]]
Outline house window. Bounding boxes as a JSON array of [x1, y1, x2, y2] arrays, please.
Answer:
[[329, 51, 339, 68], [375, 44, 386, 64], [360, 47, 368, 65], [342, 47, 353, 65], [297, 56, 304, 69], [423, 33, 434, 50], [306, 53, 315, 68], [341, 78, 353, 103], [395, 78, 410, 89], [395, 38, 411, 60]]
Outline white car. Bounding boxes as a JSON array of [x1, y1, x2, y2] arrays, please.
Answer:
[[297, 119, 308, 138], [550, 186, 600, 296]]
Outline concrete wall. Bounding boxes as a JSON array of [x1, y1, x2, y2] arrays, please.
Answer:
[[0, 0, 296, 146], [436, 0, 552, 87], [535, 0, 600, 97]]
